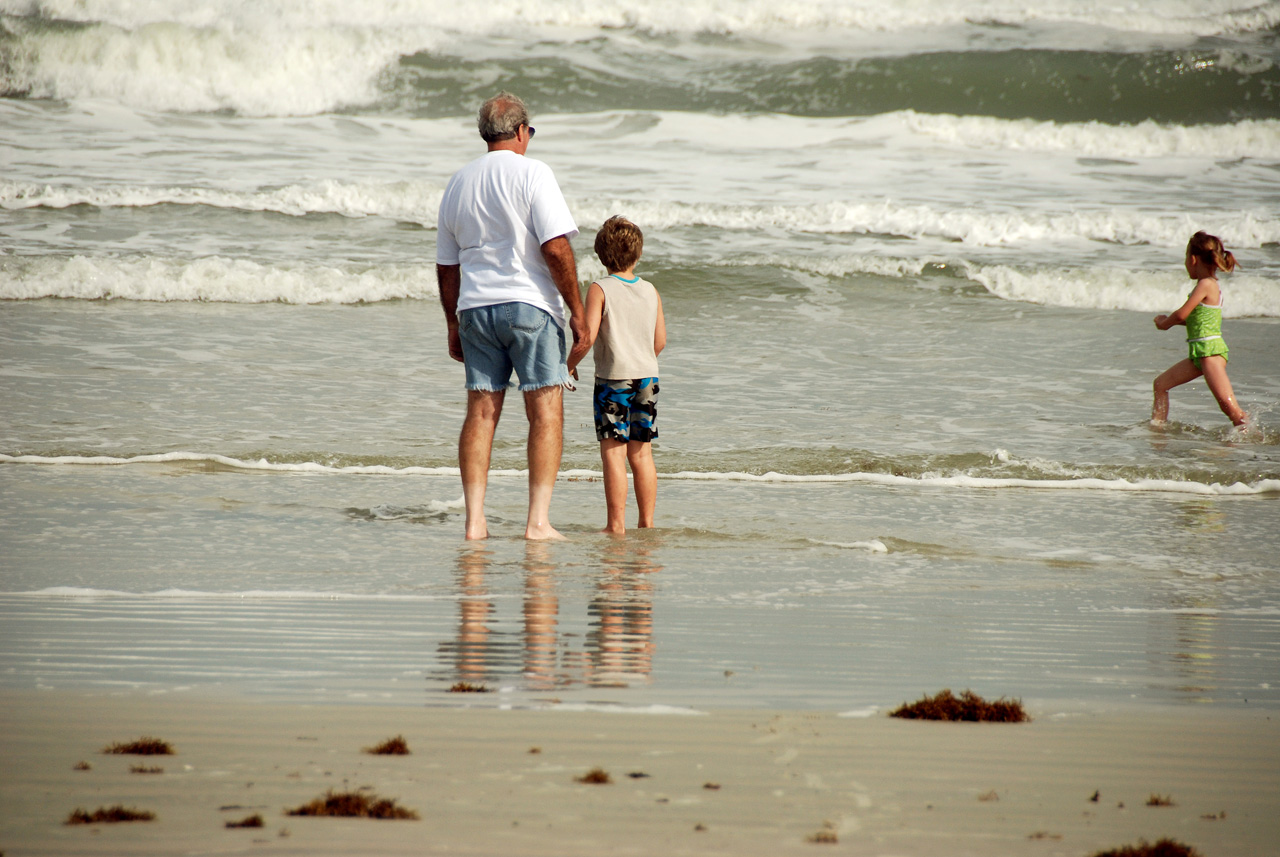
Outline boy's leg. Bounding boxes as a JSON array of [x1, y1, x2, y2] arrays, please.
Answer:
[[523, 384, 566, 540], [460, 389, 505, 539], [1198, 355, 1246, 425], [600, 438, 629, 535], [1152, 359, 1200, 424], [627, 440, 657, 528]]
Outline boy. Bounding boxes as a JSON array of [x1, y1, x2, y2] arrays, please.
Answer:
[[569, 216, 667, 534]]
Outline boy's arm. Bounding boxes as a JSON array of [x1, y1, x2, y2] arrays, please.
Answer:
[[653, 292, 666, 356], [568, 281, 605, 377], [1155, 280, 1210, 330]]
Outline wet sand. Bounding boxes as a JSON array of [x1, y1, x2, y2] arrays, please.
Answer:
[[1, 689, 1276, 856]]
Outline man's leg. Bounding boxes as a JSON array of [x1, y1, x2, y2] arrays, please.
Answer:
[[523, 384, 566, 540], [460, 389, 505, 539]]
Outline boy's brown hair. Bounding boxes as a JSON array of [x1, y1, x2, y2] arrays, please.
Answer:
[[594, 216, 643, 273]]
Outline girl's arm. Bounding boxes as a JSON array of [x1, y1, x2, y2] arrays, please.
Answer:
[[653, 292, 666, 356], [569, 281, 605, 377], [1155, 279, 1212, 330]]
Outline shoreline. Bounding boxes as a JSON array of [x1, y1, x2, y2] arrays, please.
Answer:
[[2, 689, 1275, 856]]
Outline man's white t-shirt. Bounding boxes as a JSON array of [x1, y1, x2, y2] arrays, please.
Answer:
[[436, 150, 578, 328]]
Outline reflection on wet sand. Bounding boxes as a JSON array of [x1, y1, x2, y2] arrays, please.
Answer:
[[437, 538, 661, 694], [588, 537, 658, 688]]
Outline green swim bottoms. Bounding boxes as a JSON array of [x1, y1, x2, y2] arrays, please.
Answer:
[[1189, 337, 1229, 370]]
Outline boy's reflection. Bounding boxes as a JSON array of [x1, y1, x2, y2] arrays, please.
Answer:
[[440, 538, 661, 691], [587, 536, 659, 687]]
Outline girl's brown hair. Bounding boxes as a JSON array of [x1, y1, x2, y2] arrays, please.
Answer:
[[1187, 231, 1238, 273], [594, 216, 643, 273]]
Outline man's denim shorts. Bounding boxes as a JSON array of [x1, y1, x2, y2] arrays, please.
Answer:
[[458, 301, 570, 392]]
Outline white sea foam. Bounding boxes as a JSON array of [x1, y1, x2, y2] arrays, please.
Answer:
[[901, 113, 1280, 160], [4, 453, 1276, 495], [0, 13, 425, 116], [3, 1, 1275, 116], [588, 198, 1280, 250], [10, 0, 1275, 37], [0, 179, 443, 222], [0, 255, 438, 303], [968, 264, 1280, 317]]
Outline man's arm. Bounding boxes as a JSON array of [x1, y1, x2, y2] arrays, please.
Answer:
[[436, 263, 464, 363], [541, 235, 590, 369]]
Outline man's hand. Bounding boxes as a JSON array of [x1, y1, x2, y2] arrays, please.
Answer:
[[448, 323, 464, 363], [567, 311, 591, 370], [437, 264, 464, 362]]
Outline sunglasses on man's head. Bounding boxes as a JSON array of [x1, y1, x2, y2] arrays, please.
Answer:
[[526, 125, 536, 138]]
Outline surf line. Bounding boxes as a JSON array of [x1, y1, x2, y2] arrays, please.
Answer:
[[3, 453, 1276, 496]]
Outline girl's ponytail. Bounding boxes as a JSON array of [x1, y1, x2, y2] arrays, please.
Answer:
[[1187, 231, 1238, 273]]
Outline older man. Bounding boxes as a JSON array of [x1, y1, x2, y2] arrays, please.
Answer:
[[436, 92, 589, 540]]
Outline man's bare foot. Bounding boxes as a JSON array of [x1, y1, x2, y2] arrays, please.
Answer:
[[525, 521, 566, 540], [601, 524, 625, 536], [464, 519, 489, 540]]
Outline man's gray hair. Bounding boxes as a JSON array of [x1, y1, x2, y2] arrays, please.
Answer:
[[478, 92, 530, 143]]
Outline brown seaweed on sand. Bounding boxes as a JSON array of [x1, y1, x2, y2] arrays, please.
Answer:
[[575, 767, 612, 784], [448, 682, 490, 693], [102, 736, 175, 755], [888, 689, 1028, 722], [364, 735, 410, 755], [1089, 839, 1202, 857], [1146, 794, 1176, 807], [66, 806, 156, 825], [129, 764, 164, 774], [225, 814, 265, 829], [286, 789, 418, 820], [806, 821, 839, 844]]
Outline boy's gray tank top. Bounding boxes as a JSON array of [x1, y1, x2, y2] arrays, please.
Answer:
[[592, 274, 660, 380]]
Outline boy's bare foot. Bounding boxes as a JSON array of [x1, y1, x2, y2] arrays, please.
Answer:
[[525, 522, 566, 540]]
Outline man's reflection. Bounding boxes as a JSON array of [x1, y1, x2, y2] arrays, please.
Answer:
[[453, 545, 495, 684], [439, 537, 661, 692], [522, 542, 560, 690]]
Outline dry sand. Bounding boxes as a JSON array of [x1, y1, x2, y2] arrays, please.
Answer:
[[0, 689, 1276, 856]]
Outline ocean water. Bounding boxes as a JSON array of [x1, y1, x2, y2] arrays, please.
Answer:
[[1, 0, 1279, 713]]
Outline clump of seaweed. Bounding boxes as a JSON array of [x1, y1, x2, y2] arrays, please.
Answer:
[[225, 814, 265, 829], [1146, 794, 1176, 807], [129, 765, 164, 774], [1089, 839, 1202, 857], [102, 736, 175, 755], [364, 735, 410, 755], [575, 767, 612, 784], [286, 790, 418, 820], [66, 806, 156, 825], [449, 682, 489, 693], [73, 761, 91, 771], [888, 689, 1028, 722], [806, 821, 839, 844]]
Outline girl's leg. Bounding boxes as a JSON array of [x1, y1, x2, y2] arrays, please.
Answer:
[[1152, 359, 1201, 423], [1198, 355, 1246, 425], [627, 440, 657, 528], [599, 438, 629, 534]]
